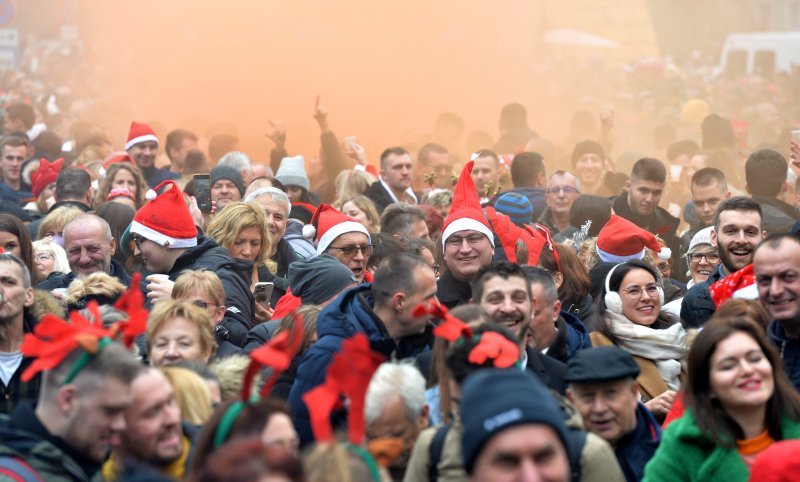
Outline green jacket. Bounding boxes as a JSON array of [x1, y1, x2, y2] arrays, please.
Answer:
[[0, 420, 91, 482], [643, 411, 800, 482]]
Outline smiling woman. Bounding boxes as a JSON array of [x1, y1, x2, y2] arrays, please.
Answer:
[[591, 260, 688, 421], [643, 315, 800, 481]]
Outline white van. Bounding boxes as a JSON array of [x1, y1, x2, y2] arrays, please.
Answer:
[[716, 32, 800, 77]]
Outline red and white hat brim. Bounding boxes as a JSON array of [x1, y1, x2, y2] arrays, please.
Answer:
[[125, 134, 159, 151], [442, 218, 495, 254], [130, 220, 197, 249], [316, 221, 370, 255], [596, 246, 646, 263]]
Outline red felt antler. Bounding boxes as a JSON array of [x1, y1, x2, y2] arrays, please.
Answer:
[[21, 309, 110, 382], [239, 310, 305, 402], [302, 333, 386, 444], [468, 332, 520, 369], [109, 273, 148, 348], [413, 299, 473, 342]]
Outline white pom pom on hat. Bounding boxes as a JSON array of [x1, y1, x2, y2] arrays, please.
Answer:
[[302, 224, 316, 240], [145, 189, 157, 201]]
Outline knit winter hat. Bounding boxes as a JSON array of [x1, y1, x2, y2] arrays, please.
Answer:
[[288, 254, 357, 304], [571, 140, 605, 167], [125, 121, 159, 151], [275, 156, 310, 191], [596, 215, 670, 262], [303, 203, 370, 255], [210, 164, 245, 197], [460, 369, 569, 474], [442, 161, 495, 250], [494, 192, 533, 226], [687, 226, 714, 254], [130, 180, 197, 248], [31, 158, 63, 198]]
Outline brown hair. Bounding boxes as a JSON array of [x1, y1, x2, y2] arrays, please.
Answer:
[[275, 304, 320, 355], [94, 163, 148, 209], [685, 314, 800, 447], [540, 243, 590, 306], [714, 299, 771, 329]]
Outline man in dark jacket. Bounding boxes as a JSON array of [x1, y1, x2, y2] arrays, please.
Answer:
[[566, 347, 661, 482], [288, 253, 436, 444], [473, 262, 567, 394], [682, 197, 765, 328], [523, 267, 592, 363], [754, 233, 800, 390], [102, 368, 198, 481], [612, 158, 680, 264], [131, 181, 254, 347], [27, 167, 93, 239], [745, 149, 800, 236], [125, 121, 180, 188], [363, 146, 418, 214], [0, 342, 141, 481], [496, 151, 548, 220], [38, 215, 131, 296]]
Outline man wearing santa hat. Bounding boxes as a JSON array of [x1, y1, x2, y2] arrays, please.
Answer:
[[130, 180, 254, 347], [437, 161, 496, 309], [303, 203, 372, 283], [125, 121, 181, 188]]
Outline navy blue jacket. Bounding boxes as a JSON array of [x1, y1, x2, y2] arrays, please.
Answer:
[[616, 403, 661, 482], [37, 259, 131, 292], [287, 283, 433, 445], [498, 186, 547, 220], [546, 311, 592, 363], [140, 165, 181, 189], [680, 264, 724, 328], [768, 320, 800, 391]]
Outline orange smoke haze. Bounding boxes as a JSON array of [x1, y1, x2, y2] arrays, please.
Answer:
[[75, 1, 652, 167]]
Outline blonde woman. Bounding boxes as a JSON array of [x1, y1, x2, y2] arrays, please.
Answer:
[[334, 169, 376, 205], [147, 300, 218, 367], [37, 205, 84, 240], [335, 194, 380, 233], [161, 366, 213, 425], [32, 238, 69, 279], [94, 162, 148, 209], [205, 202, 278, 322]]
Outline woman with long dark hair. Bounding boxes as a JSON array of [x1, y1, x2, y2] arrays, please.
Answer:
[[643, 315, 800, 481], [0, 213, 41, 284]]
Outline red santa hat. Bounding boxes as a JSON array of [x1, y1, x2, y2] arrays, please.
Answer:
[[302, 203, 371, 255], [709, 264, 758, 307], [31, 158, 63, 198], [441, 161, 495, 251], [125, 121, 159, 151], [596, 215, 671, 263], [130, 181, 197, 248]]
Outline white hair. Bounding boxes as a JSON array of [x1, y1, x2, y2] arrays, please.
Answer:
[[32, 238, 70, 275], [364, 360, 426, 425], [244, 187, 291, 215], [217, 151, 252, 174]]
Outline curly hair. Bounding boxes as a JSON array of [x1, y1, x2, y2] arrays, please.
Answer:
[[94, 163, 148, 209]]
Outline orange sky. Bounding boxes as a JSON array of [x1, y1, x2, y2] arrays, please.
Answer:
[[75, 1, 651, 166]]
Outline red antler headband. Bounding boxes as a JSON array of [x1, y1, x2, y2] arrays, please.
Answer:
[[303, 333, 386, 444], [21, 273, 148, 384], [413, 299, 473, 341], [213, 311, 305, 449]]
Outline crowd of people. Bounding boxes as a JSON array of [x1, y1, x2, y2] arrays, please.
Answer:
[[0, 42, 798, 482]]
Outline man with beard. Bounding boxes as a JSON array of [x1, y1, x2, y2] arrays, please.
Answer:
[[365, 361, 428, 482], [754, 233, 800, 390], [363, 146, 418, 214], [101, 368, 197, 480], [38, 215, 131, 298], [681, 197, 765, 328], [472, 261, 567, 393]]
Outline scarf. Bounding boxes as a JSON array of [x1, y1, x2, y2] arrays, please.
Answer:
[[606, 310, 688, 390]]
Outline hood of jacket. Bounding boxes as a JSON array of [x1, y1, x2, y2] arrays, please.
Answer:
[[171, 237, 250, 282]]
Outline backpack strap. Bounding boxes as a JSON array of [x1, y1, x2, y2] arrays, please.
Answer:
[[0, 457, 44, 482], [427, 424, 451, 482]]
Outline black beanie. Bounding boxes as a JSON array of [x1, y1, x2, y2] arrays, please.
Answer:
[[210, 165, 245, 197], [571, 140, 606, 167], [288, 254, 357, 304], [460, 368, 569, 474], [701, 114, 736, 150]]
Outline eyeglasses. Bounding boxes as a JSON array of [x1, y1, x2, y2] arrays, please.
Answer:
[[445, 234, 486, 248], [622, 283, 660, 299], [546, 186, 580, 195], [432, 263, 440, 276], [327, 244, 374, 257], [688, 252, 721, 263], [35, 253, 54, 262], [191, 300, 218, 310], [133, 235, 145, 250]]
